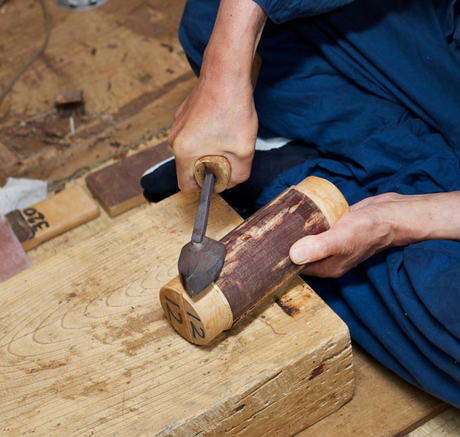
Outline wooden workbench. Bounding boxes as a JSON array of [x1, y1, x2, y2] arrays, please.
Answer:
[[0, 191, 355, 436], [19, 135, 449, 436], [0, 1, 457, 434]]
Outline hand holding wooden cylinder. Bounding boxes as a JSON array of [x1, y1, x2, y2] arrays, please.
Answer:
[[160, 176, 349, 345]]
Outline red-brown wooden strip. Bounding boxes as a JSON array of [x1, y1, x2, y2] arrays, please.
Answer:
[[86, 142, 173, 217]]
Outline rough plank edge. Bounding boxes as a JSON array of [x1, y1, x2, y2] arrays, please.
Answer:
[[164, 332, 354, 436], [396, 404, 450, 437]]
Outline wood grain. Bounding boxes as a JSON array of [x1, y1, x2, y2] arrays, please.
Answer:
[[217, 186, 330, 321], [194, 156, 232, 193], [25, 136, 168, 265], [297, 345, 446, 437], [18, 172, 448, 436], [0, 192, 353, 436], [408, 408, 460, 437]]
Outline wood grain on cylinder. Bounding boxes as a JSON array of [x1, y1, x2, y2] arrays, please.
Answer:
[[296, 176, 349, 228], [160, 176, 349, 345]]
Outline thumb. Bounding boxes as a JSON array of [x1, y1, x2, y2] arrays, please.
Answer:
[[290, 231, 339, 265]]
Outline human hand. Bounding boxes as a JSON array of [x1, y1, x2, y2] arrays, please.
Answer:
[[168, 68, 257, 192], [167, 0, 266, 192], [289, 191, 458, 278]]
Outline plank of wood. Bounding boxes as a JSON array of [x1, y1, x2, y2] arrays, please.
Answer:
[[86, 142, 173, 216], [0, 192, 353, 437], [0, 215, 32, 282], [296, 344, 446, 437], [408, 408, 460, 437], [6, 186, 100, 250], [0, 0, 194, 186]]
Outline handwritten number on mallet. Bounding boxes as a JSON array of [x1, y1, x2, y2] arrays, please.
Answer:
[[164, 297, 206, 339], [165, 297, 183, 324], [187, 312, 205, 339], [189, 321, 205, 339]]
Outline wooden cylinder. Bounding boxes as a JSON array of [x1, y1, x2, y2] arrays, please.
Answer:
[[160, 176, 349, 345]]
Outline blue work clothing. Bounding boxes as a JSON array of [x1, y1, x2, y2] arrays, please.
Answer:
[[178, 0, 460, 406]]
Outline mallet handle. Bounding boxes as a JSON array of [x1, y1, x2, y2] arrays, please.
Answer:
[[194, 156, 231, 194]]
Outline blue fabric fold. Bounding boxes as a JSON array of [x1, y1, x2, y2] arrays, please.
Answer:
[[252, 0, 356, 23], [403, 242, 460, 339]]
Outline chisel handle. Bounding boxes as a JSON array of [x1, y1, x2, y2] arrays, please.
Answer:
[[194, 156, 232, 193]]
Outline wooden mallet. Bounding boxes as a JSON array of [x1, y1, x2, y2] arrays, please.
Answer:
[[161, 176, 349, 345]]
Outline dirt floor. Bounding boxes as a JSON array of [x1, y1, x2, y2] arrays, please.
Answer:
[[0, 0, 195, 188]]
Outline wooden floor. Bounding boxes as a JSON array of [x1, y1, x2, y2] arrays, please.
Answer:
[[409, 408, 460, 437], [1, 0, 459, 435]]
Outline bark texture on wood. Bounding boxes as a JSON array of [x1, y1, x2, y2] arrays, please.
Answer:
[[216, 187, 329, 321]]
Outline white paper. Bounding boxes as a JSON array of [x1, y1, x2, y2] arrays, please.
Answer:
[[0, 178, 48, 215]]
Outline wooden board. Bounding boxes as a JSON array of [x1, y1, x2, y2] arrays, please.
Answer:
[[6, 186, 100, 250], [297, 344, 446, 437], [0, 0, 194, 186], [408, 408, 460, 437], [26, 135, 169, 265], [0, 191, 354, 437], [86, 142, 173, 216]]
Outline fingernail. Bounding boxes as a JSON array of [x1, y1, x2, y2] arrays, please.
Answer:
[[291, 246, 310, 264]]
